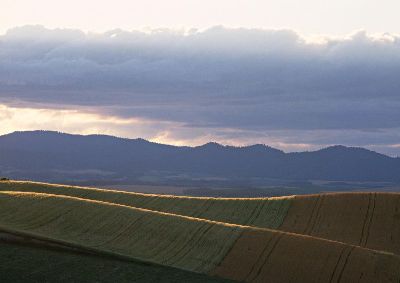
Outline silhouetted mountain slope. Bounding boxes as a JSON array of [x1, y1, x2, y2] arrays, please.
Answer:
[[0, 131, 399, 183]]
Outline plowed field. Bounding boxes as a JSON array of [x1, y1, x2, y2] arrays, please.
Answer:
[[1, 189, 400, 282]]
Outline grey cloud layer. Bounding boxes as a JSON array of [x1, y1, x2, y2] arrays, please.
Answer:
[[1, 26, 399, 153]]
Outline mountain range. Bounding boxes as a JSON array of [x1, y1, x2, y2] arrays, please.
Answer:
[[0, 131, 399, 187]]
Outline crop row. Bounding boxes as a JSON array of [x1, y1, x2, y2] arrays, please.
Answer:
[[2, 181, 400, 256], [1, 191, 400, 282], [0, 181, 291, 229], [0, 191, 242, 273]]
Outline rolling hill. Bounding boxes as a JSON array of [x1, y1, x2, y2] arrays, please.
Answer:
[[2, 181, 400, 255], [1, 181, 400, 282], [0, 131, 399, 187], [0, 240, 229, 283]]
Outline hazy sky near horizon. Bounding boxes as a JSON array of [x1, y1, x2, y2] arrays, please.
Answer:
[[1, 0, 400, 35], [1, 1, 400, 156]]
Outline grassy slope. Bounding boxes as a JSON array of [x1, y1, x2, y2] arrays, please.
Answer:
[[0, 240, 230, 283], [1, 191, 400, 282], [0, 191, 242, 274], [3, 182, 400, 255], [0, 181, 291, 229]]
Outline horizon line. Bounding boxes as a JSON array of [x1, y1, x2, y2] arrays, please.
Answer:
[[2, 24, 399, 43]]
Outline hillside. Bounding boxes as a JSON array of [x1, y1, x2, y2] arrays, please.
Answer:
[[0, 240, 228, 283], [1, 182, 400, 282], [0, 131, 399, 186], [2, 181, 400, 255], [0, 181, 291, 229]]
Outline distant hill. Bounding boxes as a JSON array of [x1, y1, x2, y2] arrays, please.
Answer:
[[0, 131, 399, 185]]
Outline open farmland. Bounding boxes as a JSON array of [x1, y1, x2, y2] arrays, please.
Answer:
[[1, 190, 400, 282], [0, 191, 242, 274], [281, 193, 400, 254], [0, 240, 229, 283], [2, 181, 400, 255], [0, 181, 292, 229]]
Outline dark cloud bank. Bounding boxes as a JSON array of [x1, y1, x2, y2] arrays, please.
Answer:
[[0, 25, 399, 155]]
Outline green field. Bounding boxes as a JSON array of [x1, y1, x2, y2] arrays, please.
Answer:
[[0, 240, 230, 283], [0, 181, 291, 229], [2, 181, 400, 282], [0, 191, 244, 273]]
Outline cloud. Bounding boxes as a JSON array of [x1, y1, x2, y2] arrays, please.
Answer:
[[1, 26, 400, 155], [0, 104, 181, 140]]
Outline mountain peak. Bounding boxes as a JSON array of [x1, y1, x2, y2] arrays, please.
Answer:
[[197, 142, 224, 149], [321, 145, 373, 154]]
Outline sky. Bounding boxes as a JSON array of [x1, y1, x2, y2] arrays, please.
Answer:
[[2, 0, 400, 36], [0, 1, 400, 156]]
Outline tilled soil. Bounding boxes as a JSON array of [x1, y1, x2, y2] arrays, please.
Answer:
[[211, 229, 400, 283], [280, 193, 400, 255]]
